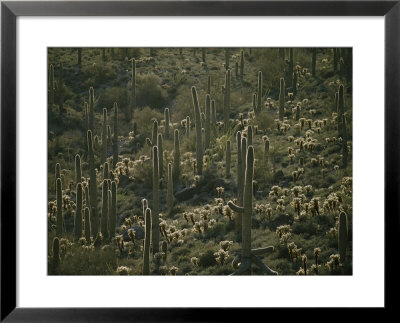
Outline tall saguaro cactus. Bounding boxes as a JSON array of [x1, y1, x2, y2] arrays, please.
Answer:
[[256, 71, 262, 114], [130, 58, 136, 121], [87, 130, 98, 236], [204, 94, 211, 150], [240, 50, 244, 82], [74, 183, 83, 239], [101, 108, 108, 164], [101, 180, 109, 240], [49, 64, 55, 105], [143, 208, 151, 275], [207, 75, 211, 95], [312, 48, 317, 77], [157, 133, 164, 179], [211, 100, 217, 138], [152, 146, 160, 254], [186, 116, 190, 137], [112, 102, 119, 167], [88, 87, 95, 132], [84, 207, 91, 243], [109, 181, 117, 238], [227, 146, 277, 275], [173, 129, 181, 184], [167, 163, 174, 213], [279, 78, 285, 121], [337, 84, 345, 137], [338, 211, 348, 263], [191, 86, 203, 175], [226, 140, 231, 178], [289, 48, 294, 80], [223, 69, 231, 132], [58, 63, 64, 113], [164, 108, 170, 140], [56, 177, 63, 236], [75, 154, 82, 184], [236, 133, 245, 238]]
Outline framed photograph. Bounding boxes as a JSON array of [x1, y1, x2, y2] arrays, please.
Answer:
[[1, 0, 397, 320]]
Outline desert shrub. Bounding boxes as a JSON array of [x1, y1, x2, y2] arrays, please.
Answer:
[[136, 73, 168, 109], [98, 86, 128, 110], [133, 106, 164, 138], [198, 249, 217, 267], [82, 60, 117, 87], [251, 110, 274, 133]]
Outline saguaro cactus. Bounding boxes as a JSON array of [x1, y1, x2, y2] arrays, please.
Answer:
[[84, 207, 91, 243], [103, 162, 109, 180], [75, 154, 82, 184], [77, 48, 82, 66], [101, 108, 108, 164], [88, 87, 95, 132], [223, 70, 231, 132], [87, 130, 98, 236], [130, 58, 136, 121], [143, 208, 151, 275], [312, 48, 317, 77], [279, 78, 285, 121], [167, 163, 174, 213], [191, 86, 203, 175], [292, 71, 298, 95], [337, 84, 345, 137], [202, 48, 206, 63], [256, 71, 262, 114], [247, 125, 253, 148], [56, 177, 63, 236], [227, 146, 277, 275], [225, 48, 230, 69], [211, 100, 217, 137], [74, 183, 83, 239], [49, 64, 55, 105], [52, 237, 60, 269], [58, 63, 64, 113], [152, 146, 160, 254], [101, 180, 109, 240], [173, 129, 180, 184], [109, 181, 117, 238], [338, 211, 348, 263], [112, 102, 119, 167], [207, 75, 211, 95], [240, 50, 244, 82], [186, 116, 190, 137], [226, 140, 231, 178], [164, 108, 170, 140], [289, 48, 294, 79], [204, 94, 211, 150], [157, 133, 164, 179], [235, 131, 243, 236]]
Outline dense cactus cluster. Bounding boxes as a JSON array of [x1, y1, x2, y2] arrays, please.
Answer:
[[48, 47, 352, 276]]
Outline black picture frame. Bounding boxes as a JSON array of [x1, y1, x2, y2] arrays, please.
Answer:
[[1, 1, 398, 321]]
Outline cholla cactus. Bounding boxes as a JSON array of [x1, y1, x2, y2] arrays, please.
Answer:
[[191, 257, 199, 266], [220, 240, 233, 251], [169, 266, 178, 275], [214, 249, 229, 265], [216, 186, 224, 198], [116, 266, 131, 275]]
